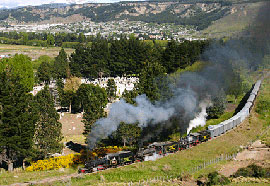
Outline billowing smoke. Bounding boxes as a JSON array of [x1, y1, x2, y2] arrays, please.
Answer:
[[187, 101, 210, 134], [87, 2, 270, 149], [87, 95, 175, 149]]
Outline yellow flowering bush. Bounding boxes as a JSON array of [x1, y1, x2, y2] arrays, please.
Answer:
[[26, 153, 81, 171]]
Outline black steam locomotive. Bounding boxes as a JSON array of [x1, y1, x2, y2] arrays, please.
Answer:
[[78, 130, 211, 173]]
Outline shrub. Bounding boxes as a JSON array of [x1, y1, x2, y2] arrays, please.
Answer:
[[207, 171, 230, 186], [233, 164, 266, 178], [26, 153, 82, 171]]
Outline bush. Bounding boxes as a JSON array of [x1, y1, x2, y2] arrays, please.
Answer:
[[233, 164, 266, 178], [207, 171, 230, 186], [26, 153, 82, 171]]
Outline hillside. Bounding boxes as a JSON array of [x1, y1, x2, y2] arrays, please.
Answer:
[[202, 2, 262, 38], [0, 1, 261, 30]]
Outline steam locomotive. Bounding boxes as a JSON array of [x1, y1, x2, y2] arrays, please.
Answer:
[[78, 130, 211, 173], [78, 80, 261, 174]]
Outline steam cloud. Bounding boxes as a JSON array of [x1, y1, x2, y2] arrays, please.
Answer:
[[187, 101, 210, 134], [87, 1, 270, 149]]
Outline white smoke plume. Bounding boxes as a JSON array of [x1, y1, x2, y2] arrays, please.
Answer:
[[187, 101, 211, 134]]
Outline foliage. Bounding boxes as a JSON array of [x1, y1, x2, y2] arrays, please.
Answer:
[[0, 54, 34, 91], [138, 60, 166, 102], [114, 122, 141, 146], [46, 34, 55, 46], [76, 84, 108, 137], [233, 164, 269, 178], [106, 79, 117, 102], [121, 88, 139, 105], [25, 154, 81, 171], [63, 77, 81, 112], [69, 38, 208, 78], [207, 92, 227, 119], [37, 61, 52, 84], [32, 55, 54, 71], [207, 171, 230, 185], [33, 86, 63, 159], [0, 72, 37, 171], [53, 48, 70, 79]]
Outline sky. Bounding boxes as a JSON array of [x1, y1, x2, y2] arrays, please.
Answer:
[[0, 0, 145, 9]]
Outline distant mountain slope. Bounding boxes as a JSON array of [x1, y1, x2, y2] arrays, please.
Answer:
[[202, 2, 262, 38], [0, 0, 265, 30]]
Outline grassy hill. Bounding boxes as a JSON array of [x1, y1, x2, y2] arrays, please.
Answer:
[[202, 2, 262, 38]]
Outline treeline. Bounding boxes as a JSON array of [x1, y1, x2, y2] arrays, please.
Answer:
[[0, 55, 63, 171], [69, 37, 209, 77], [0, 31, 90, 48]]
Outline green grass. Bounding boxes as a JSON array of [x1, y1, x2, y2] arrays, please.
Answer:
[[0, 168, 77, 185], [202, 2, 263, 38], [0, 44, 74, 60]]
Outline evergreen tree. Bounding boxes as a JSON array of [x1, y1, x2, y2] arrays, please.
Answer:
[[77, 84, 108, 137], [106, 79, 117, 102], [138, 60, 166, 102], [121, 87, 139, 105], [33, 86, 63, 159], [0, 72, 36, 171], [37, 61, 52, 84], [53, 48, 69, 79], [115, 122, 141, 146]]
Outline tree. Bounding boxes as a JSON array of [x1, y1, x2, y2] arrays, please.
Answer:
[[63, 77, 81, 113], [0, 54, 34, 92], [78, 33, 86, 43], [115, 122, 141, 146], [106, 79, 117, 102], [121, 88, 139, 105], [0, 72, 37, 171], [47, 34, 55, 46], [37, 61, 52, 84], [76, 84, 108, 137], [207, 93, 226, 119], [138, 60, 166, 102], [53, 48, 70, 79], [33, 86, 63, 159]]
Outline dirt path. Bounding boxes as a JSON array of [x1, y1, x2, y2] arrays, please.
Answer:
[[219, 140, 270, 177]]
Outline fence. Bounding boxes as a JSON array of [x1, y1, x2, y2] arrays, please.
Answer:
[[124, 153, 237, 186]]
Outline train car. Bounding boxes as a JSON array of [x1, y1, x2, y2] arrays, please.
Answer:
[[208, 125, 219, 138], [136, 147, 156, 161], [78, 157, 109, 173]]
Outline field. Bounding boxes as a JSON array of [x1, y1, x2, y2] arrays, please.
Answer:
[[0, 44, 74, 60]]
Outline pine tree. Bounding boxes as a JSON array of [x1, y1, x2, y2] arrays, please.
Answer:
[[77, 84, 108, 137], [106, 79, 117, 102], [53, 48, 69, 79], [33, 86, 63, 159], [0, 72, 36, 171]]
